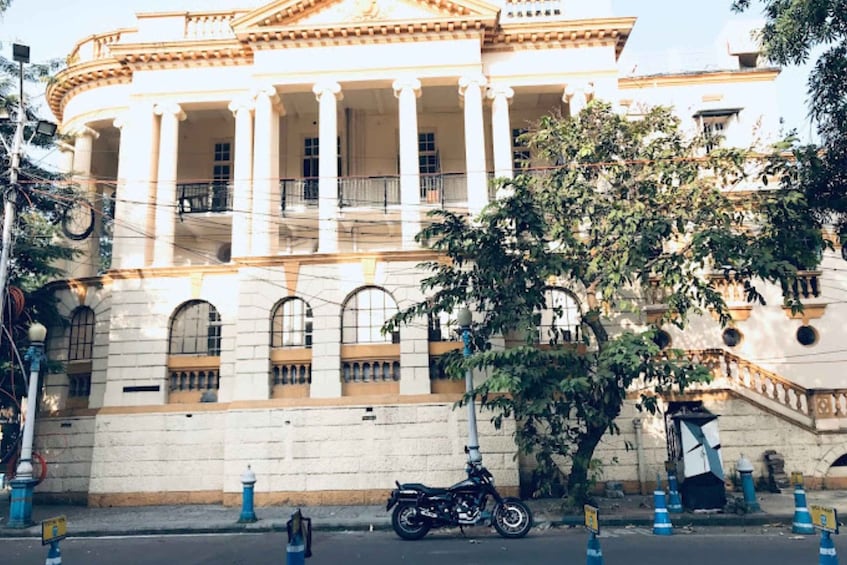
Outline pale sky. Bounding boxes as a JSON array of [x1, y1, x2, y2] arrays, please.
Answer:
[[0, 0, 816, 142]]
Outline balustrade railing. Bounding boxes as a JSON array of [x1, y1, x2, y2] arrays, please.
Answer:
[[168, 364, 220, 403], [184, 12, 239, 40], [339, 176, 400, 209], [342, 358, 401, 384], [685, 349, 847, 430], [178, 182, 233, 214], [67, 30, 127, 65]]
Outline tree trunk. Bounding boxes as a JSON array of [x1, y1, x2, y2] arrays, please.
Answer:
[[566, 423, 606, 505]]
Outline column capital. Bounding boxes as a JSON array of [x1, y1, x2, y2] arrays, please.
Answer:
[[563, 82, 595, 103], [252, 85, 280, 104], [392, 77, 421, 98], [68, 124, 100, 140], [112, 114, 128, 131], [458, 74, 487, 97], [313, 81, 343, 101], [228, 96, 255, 116], [486, 84, 514, 102], [153, 102, 186, 121], [57, 141, 75, 153]]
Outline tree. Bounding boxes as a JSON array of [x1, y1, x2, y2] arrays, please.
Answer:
[[389, 102, 822, 504], [732, 0, 847, 234], [0, 0, 77, 465]]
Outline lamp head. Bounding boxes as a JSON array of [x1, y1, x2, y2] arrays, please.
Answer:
[[35, 120, 57, 137], [457, 307, 472, 328], [12, 43, 30, 64], [28, 322, 47, 343]]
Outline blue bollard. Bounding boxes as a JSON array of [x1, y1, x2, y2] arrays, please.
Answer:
[[585, 532, 604, 565], [45, 541, 62, 565], [667, 470, 683, 514], [737, 455, 760, 512], [819, 530, 839, 565], [7, 477, 36, 529], [238, 465, 257, 523], [287, 531, 306, 565], [792, 483, 814, 535], [652, 483, 673, 536]]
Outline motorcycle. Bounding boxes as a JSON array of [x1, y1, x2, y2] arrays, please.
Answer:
[[385, 452, 533, 540]]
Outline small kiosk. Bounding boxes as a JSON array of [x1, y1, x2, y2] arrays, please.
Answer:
[[668, 409, 727, 510]]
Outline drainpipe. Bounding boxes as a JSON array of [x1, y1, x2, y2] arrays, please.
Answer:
[[633, 418, 647, 495]]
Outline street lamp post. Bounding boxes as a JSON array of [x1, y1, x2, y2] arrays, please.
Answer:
[[457, 307, 482, 465], [8, 321, 47, 528], [0, 44, 56, 337]]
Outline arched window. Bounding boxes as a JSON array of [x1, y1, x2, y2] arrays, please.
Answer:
[[271, 297, 313, 348], [68, 306, 95, 361], [342, 286, 399, 344], [169, 300, 222, 356], [538, 287, 581, 344]]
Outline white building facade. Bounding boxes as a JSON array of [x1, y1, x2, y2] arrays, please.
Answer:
[[34, 0, 847, 506]]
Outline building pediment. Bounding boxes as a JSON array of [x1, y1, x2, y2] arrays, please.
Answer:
[[232, 0, 500, 42]]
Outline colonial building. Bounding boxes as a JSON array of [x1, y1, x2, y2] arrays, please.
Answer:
[[28, 0, 847, 506]]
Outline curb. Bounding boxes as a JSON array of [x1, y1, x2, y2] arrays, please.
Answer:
[[0, 514, 794, 539]]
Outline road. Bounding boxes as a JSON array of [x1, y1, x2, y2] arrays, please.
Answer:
[[4, 526, 843, 564]]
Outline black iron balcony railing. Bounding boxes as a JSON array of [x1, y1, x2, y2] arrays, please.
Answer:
[[178, 182, 233, 214]]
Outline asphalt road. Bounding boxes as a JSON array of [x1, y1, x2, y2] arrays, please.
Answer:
[[4, 526, 843, 564]]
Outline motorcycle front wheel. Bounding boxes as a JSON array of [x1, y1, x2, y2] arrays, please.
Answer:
[[492, 497, 532, 539], [391, 501, 431, 540]]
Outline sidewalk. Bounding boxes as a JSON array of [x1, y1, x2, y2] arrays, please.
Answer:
[[0, 488, 844, 538]]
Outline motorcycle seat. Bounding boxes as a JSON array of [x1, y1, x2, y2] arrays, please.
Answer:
[[399, 483, 450, 496]]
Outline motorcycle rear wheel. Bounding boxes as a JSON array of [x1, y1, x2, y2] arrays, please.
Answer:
[[492, 497, 532, 539], [391, 502, 431, 540]]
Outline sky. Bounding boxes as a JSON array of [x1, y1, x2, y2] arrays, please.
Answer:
[[0, 0, 817, 146]]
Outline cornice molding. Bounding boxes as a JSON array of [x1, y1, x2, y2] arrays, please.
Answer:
[[619, 68, 781, 89]]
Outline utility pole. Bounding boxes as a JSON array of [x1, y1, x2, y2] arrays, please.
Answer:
[[0, 44, 30, 338]]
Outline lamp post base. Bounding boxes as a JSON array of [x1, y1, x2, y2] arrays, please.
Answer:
[[7, 477, 37, 528]]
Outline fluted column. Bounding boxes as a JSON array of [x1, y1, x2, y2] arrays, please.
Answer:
[[459, 75, 488, 216], [487, 85, 515, 181], [251, 86, 282, 257], [152, 103, 186, 267], [229, 97, 254, 259], [66, 127, 99, 278], [564, 82, 594, 117], [393, 77, 422, 248], [313, 81, 342, 254]]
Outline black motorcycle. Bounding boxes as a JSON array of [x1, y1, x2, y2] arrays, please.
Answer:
[[385, 455, 533, 540]]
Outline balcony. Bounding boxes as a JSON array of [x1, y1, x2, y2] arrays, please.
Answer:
[[280, 173, 473, 213], [178, 182, 233, 214]]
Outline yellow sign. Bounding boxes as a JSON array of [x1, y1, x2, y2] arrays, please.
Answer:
[[584, 504, 600, 535], [810, 505, 839, 534], [791, 472, 804, 486], [41, 515, 67, 545]]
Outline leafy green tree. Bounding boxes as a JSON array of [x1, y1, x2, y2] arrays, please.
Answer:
[[390, 102, 822, 504], [0, 0, 77, 462], [732, 0, 847, 234]]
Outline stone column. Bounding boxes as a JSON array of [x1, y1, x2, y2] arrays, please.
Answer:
[[459, 75, 488, 216], [313, 81, 342, 254], [57, 142, 75, 174], [152, 103, 186, 267], [66, 127, 99, 278], [251, 86, 281, 257], [112, 103, 158, 269], [393, 77, 422, 249], [565, 82, 594, 117], [487, 84, 515, 181], [229, 98, 254, 259]]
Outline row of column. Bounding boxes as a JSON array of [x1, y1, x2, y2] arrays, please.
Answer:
[[98, 78, 594, 270]]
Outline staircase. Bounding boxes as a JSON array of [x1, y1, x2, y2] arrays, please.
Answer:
[[687, 349, 847, 432]]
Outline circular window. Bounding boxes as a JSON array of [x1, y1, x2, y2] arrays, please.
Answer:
[[653, 329, 672, 350], [216, 243, 232, 263], [796, 325, 818, 347], [722, 327, 743, 347]]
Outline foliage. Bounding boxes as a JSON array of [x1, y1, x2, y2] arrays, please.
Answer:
[[732, 0, 847, 234], [0, 0, 76, 438], [388, 102, 822, 503]]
